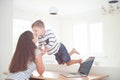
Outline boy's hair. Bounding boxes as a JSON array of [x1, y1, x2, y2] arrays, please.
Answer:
[[32, 20, 45, 28]]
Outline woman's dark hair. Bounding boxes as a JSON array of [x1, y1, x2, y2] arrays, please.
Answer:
[[9, 31, 37, 73], [31, 20, 45, 28]]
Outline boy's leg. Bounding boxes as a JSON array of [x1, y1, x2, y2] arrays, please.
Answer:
[[55, 43, 82, 66], [69, 48, 80, 56], [56, 43, 71, 64], [66, 58, 82, 66]]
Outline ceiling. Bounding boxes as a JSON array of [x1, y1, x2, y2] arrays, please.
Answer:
[[14, 0, 102, 16]]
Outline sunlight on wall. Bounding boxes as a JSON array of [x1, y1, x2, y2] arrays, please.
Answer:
[[13, 19, 32, 52], [89, 23, 103, 56], [73, 23, 103, 58]]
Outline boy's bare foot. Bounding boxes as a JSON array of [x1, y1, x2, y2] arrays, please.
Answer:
[[79, 58, 83, 64], [71, 48, 80, 54]]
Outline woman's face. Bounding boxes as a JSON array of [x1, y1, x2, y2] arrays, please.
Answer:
[[32, 35, 38, 43]]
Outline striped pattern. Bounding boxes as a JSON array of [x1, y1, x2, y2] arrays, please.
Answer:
[[6, 49, 41, 80], [38, 29, 60, 55]]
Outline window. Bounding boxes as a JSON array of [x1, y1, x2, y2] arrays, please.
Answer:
[[73, 23, 103, 59], [89, 23, 103, 56]]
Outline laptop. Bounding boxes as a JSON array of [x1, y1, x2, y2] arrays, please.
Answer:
[[61, 56, 95, 78]]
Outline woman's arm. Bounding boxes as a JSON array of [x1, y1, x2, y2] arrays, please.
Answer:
[[35, 54, 45, 76]]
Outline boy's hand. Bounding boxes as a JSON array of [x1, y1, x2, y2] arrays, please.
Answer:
[[79, 58, 83, 64], [44, 47, 49, 53], [39, 48, 46, 56], [39, 47, 49, 56]]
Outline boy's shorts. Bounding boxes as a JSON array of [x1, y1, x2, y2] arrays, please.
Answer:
[[54, 43, 71, 64]]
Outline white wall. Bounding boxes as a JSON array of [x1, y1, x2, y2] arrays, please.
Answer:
[[0, 0, 13, 79]]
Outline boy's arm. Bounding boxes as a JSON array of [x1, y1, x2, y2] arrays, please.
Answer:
[[46, 30, 56, 50], [44, 47, 49, 53], [38, 43, 46, 56], [39, 46, 49, 56]]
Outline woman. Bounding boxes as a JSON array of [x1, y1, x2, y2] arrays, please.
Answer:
[[6, 31, 45, 80]]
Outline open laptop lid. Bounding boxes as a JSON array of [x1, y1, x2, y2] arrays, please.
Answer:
[[78, 56, 95, 76]]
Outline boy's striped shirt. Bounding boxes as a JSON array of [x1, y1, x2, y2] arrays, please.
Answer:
[[38, 29, 60, 55]]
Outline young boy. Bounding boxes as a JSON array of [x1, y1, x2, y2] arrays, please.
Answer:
[[32, 20, 82, 66]]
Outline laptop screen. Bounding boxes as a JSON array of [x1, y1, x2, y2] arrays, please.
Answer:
[[78, 57, 95, 75]]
